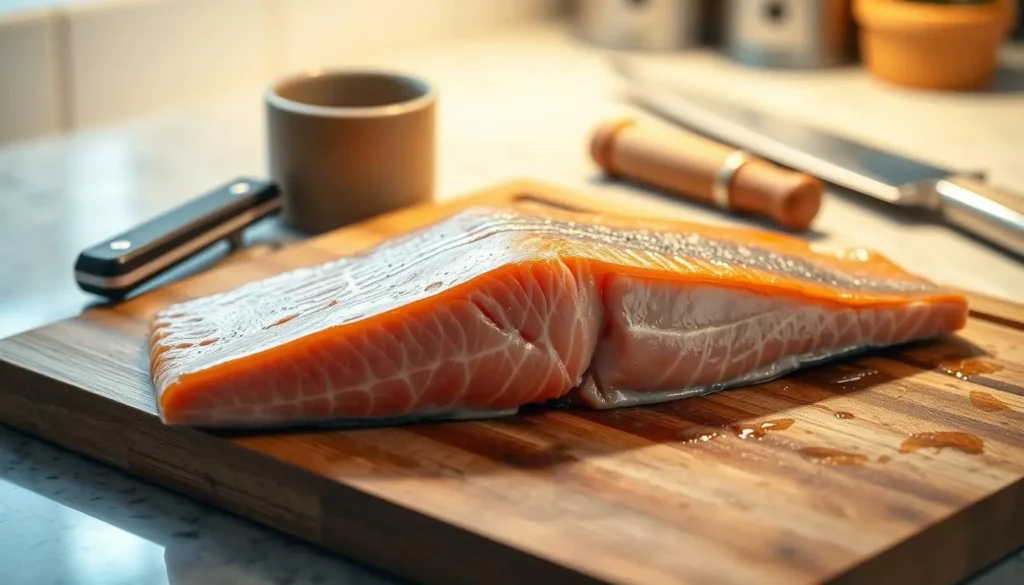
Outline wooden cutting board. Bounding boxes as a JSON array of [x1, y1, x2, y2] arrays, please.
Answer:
[[1, 179, 1022, 585]]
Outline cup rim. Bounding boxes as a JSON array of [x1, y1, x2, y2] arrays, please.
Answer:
[[265, 68, 436, 118]]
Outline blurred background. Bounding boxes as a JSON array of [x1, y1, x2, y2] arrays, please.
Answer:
[[2, 0, 1022, 147], [0, 0, 569, 146], [1, 5, 1023, 584]]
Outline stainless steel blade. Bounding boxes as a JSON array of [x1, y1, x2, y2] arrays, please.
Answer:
[[610, 60, 1024, 258], [620, 77, 959, 207]]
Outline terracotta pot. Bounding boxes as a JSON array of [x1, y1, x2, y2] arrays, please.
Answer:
[[853, 0, 1018, 90]]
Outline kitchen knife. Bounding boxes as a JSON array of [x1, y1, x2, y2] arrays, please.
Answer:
[[74, 177, 281, 299], [613, 64, 1024, 259]]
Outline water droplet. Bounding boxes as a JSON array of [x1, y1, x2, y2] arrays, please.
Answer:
[[969, 391, 1008, 412], [799, 447, 867, 466], [730, 418, 794, 440], [678, 426, 725, 444], [899, 431, 983, 455], [828, 369, 880, 389], [939, 358, 1003, 380]]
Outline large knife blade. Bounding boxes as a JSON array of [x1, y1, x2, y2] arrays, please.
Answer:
[[614, 64, 1024, 259]]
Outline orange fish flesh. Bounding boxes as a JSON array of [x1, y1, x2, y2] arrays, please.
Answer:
[[149, 206, 968, 428]]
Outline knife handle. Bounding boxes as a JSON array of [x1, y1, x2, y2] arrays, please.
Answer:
[[935, 176, 1024, 259], [74, 177, 282, 299], [590, 118, 823, 231]]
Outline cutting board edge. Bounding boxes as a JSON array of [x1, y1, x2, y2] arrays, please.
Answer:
[[0, 357, 612, 585], [827, 475, 1024, 585]]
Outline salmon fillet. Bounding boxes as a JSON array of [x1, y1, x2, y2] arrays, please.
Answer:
[[149, 206, 968, 428]]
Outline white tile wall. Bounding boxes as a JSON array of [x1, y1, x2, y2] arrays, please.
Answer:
[[0, 9, 63, 144], [63, 0, 273, 128], [276, 0, 564, 72], [0, 0, 564, 145]]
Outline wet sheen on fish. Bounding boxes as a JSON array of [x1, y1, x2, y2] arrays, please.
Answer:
[[148, 206, 968, 428]]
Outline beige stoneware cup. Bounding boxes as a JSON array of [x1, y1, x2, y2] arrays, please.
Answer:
[[266, 70, 436, 234]]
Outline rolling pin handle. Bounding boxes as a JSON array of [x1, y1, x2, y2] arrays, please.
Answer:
[[590, 117, 823, 231], [590, 118, 637, 178]]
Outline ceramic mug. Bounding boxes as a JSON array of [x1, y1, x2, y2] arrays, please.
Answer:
[[265, 70, 436, 234]]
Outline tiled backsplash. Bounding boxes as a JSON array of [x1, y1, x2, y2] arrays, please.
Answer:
[[0, 8, 64, 143], [0, 0, 564, 146]]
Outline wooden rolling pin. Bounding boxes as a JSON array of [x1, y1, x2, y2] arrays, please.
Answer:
[[590, 118, 823, 231]]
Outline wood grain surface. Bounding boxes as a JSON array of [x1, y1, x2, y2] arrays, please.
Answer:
[[1, 180, 1023, 585]]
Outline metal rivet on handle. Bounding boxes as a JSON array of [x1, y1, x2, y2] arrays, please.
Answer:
[[229, 181, 250, 195], [109, 240, 131, 251], [712, 150, 753, 210]]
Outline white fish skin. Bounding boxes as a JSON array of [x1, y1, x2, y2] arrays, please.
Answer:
[[574, 277, 964, 409]]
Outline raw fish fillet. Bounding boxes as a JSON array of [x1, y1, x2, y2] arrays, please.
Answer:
[[149, 206, 968, 428]]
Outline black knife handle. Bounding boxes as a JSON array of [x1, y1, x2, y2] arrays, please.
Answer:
[[74, 177, 281, 299]]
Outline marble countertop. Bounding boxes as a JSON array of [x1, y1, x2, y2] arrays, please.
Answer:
[[1, 20, 1023, 585], [0, 425, 400, 585]]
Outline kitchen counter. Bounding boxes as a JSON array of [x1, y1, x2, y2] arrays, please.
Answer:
[[1, 20, 1023, 585]]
